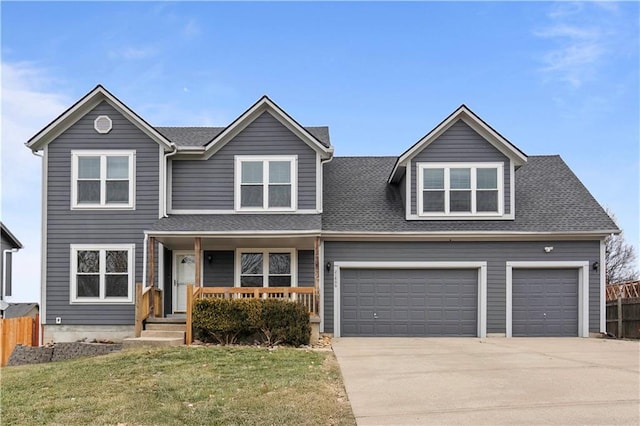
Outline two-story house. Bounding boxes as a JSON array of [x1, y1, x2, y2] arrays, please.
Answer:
[[26, 85, 618, 343]]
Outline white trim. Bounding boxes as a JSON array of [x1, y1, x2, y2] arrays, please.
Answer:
[[26, 85, 174, 151], [509, 160, 515, 216], [505, 261, 590, 338], [234, 155, 298, 212], [147, 230, 321, 237], [202, 97, 332, 159], [234, 248, 297, 288], [167, 158, 173, 214], [320, 230, 617, 239], [158, 146, 164, 218], [69, 244, 135, 304], [70, 150, 136, 210], [389, 105, 527, 182], [332, 261, 487, 338], [417, 162, 504, 218], [2, 249, 19, 299], [405, 160, 412, 220], [167, 209, 320, 215], [600, 239, 606, 333], [40, 146, 48, 327]]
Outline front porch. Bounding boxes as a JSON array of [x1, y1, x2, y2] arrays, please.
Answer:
[[134, 234, 322, 344]]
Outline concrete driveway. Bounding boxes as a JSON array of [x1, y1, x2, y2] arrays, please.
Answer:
[[332, 338, 640, 425]]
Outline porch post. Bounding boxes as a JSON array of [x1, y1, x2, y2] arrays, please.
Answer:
[[313, 236, 320, 316], [147, 237, 156, 314], [194, 237, 202, 287]]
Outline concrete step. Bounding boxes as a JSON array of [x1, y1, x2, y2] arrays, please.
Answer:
[[145, 323, 186, 332], [146, 317, 186, 325], [122, 336, 184, 348], [141, 330, 185, 339]]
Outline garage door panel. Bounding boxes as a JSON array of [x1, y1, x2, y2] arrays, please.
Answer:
[[512, 268, 578, 337], [341, 268, 478, 337]]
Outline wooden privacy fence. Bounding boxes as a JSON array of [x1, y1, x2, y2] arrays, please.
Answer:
[[606, 297, 640, 339], [0, 314, 39, 366]]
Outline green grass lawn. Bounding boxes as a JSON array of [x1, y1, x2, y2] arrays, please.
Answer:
[[1, 346, 355, 425]]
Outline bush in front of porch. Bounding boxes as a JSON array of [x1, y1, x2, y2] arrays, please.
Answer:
[[193, 298, 311, 346]]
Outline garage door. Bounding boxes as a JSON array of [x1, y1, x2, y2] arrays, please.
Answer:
[[512, 268, 578, 337], [341, 269, 478, 337]]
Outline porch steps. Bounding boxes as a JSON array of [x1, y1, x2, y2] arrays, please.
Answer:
[[123, 321, 186, 348]]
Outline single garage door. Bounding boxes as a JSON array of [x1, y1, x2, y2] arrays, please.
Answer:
[[512, 268, 579, 337], [341, 269, 478, 337]]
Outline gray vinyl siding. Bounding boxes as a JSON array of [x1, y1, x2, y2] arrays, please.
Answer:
[[203, 251, 234, 287], [45, 101, 160, 325], [323, 240, 601, 334], [297, 250, 314, 287], [410, 120, 511, 215], [171, 111, 317, 211]]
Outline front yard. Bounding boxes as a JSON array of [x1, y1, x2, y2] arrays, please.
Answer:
[[1, 345, 355, 425]]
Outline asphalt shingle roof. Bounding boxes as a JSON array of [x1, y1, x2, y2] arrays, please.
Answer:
[[156, 126, 331, 148], [151, 214, 321, 232], [321, 155, 618, 233]]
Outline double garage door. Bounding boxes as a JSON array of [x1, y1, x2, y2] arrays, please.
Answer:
[[340, 267, 579, 337]]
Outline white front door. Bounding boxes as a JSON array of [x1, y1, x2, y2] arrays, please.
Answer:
[[173, 252, 195, 313]]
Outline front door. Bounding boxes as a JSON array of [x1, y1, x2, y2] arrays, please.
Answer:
[[173, 252, 195, 313]]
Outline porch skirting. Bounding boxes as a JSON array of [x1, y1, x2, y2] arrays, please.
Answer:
[[43, 325, 135, 344]]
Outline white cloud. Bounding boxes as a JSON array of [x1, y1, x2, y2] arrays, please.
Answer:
[[1, 61, 70, 303], [183, 19, 201, 39], [534, 3, 620, 88], [108, 46, 158, 60]]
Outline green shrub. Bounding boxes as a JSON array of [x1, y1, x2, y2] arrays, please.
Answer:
[[192, 297, 311, 346]]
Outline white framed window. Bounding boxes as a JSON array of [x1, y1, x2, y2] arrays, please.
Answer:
[[70, 244, 135, 304], [71, 150, 135, 209], [235, 249, 297, 288], [234, 156, 297, 211], [417, 162, 503, 217]]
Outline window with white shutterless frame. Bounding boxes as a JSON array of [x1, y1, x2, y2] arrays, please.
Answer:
[[234, 156, 297, 211], [235, 249, 297, 288], [70, 244, 135, 304], [71, 150, 135, 209], [417, 162, 503, 217]]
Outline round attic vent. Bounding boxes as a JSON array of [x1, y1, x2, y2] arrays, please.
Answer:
[[94, 115, 113, 134]]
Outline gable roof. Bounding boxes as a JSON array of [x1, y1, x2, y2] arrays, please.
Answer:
[[324, 156, 618, 235], [26, 85, 175, 152], [389, 104, 528, 183], [199, 96, 333, 159], [157, 126, 331, 149], [1, 222, 23, 249]]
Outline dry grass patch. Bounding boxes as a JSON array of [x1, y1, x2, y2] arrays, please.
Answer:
[[1, 346, 355, 425]]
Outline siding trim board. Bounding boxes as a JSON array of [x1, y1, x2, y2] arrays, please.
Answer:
[[505, 261, 589, 338], [332, 261, 487, 338]]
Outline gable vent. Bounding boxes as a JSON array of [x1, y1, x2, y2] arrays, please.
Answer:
[[94, 115, 113, 134]]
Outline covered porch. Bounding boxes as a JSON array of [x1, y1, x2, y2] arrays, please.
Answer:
[[135, 231, 322, 344]]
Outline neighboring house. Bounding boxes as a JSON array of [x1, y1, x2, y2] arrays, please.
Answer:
[[2, 303, 39, 319], [1, 222, 23, 303], [26, 85, 618, 343]]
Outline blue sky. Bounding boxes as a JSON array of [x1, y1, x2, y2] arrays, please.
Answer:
[[1, 1, 638, 302]]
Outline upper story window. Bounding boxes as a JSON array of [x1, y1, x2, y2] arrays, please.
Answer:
[[70, 244, 135, 304], [418, 162, 503, 217], [71, 150, 135, 209], [235, 156, 297, 211]]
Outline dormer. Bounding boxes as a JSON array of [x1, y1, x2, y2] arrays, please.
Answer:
[[388, 105, 527, 220], [167, 96, 333, 214]]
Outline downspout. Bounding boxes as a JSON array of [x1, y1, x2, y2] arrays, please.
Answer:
[[163, 144, 178, 218], [2, 248, 19, 301]]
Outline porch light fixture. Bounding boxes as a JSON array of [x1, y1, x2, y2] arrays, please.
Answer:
[[326, 262, 332, 272], [544, 246, 554, 253], [592, 261, 599, 271], [207, 255, 213, 264]]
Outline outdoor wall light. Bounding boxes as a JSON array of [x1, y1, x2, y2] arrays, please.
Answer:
[[544, 246, 554, 253], [326, 262, 332, 272], [207, 255, 213, 264], [593, 261, 599, 271]]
